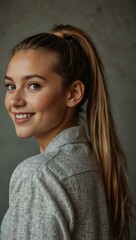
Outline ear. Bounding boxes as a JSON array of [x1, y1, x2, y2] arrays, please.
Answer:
[[66, 80, 85, 108]]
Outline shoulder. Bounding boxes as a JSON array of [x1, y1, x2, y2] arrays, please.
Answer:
[[9, 153, 41, 196], [9, 142, 101, 192], [44, 142, 101, 181], [10, 153, 45, 182]]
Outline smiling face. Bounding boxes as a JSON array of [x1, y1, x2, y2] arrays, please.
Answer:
[[5, 49, 72, 142]]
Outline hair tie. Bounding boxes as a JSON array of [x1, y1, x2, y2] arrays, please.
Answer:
[[53, 32, 75, 44]]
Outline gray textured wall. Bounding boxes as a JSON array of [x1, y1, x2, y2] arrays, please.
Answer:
[[0, 0, 136, 238]]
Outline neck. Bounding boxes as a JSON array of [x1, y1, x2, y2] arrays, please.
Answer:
[[36, 118, 77, 153]]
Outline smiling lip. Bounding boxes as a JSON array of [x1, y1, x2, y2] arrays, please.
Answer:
[[13, 112, 35, 124]]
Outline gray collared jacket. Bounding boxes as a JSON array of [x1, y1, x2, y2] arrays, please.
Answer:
[[0, 126, 112, 239]]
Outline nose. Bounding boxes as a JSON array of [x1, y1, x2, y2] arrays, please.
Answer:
[[10, 89, 26, 108]]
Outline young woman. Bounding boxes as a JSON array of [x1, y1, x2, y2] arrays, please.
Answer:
[[0, 24, 133, 240]]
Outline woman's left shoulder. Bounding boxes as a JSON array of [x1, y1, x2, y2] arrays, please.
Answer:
[[9, 153, 46, 192]]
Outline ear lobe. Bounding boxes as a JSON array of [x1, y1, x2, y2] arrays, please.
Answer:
[[66, 80, 85, 108]]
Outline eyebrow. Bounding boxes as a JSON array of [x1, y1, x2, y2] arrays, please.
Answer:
[[5, 74, 47, 81]]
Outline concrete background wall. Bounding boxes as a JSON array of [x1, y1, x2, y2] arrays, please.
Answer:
[[0, 0, 136, 238]]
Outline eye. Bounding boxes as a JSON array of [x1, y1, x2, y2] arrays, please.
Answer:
[[5, 83, 16, 91], [29, 83, 40, 90]]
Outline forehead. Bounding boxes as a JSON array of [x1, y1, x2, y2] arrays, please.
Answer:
[[7, 49, 59, 76]]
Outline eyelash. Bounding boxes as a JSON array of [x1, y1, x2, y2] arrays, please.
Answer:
[[28, 83, 41, 90], [5, 83, 15, 90], [4, 83, 41, 91]]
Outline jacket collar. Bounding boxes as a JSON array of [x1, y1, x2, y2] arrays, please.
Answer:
[[44, 125, 89, 154]]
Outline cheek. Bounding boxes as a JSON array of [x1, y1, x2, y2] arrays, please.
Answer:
[[30, 91, 65, 111], [5, 93, 10, 111]]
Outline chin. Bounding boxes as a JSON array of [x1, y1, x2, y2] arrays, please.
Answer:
[[15, 130, 34, 138], [16, 133, 31, 138]]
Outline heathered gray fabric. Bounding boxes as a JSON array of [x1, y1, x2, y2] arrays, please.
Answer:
[[0, 126, 111, 239]]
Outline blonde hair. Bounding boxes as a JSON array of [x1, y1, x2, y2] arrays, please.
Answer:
[[12, 24, 134, 239], [51, 25, 134, 240]]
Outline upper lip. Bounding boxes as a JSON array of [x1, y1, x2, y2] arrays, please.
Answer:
[[13, 112, 35, 115]]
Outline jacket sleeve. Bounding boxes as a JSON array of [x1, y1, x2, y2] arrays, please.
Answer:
[[6, 166, 75, 240]]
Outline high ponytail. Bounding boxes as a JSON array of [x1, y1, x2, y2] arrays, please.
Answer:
[[51, 24, 134, 239]]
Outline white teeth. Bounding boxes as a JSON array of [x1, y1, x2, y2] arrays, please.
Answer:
[[15, 114, 34, 119]]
